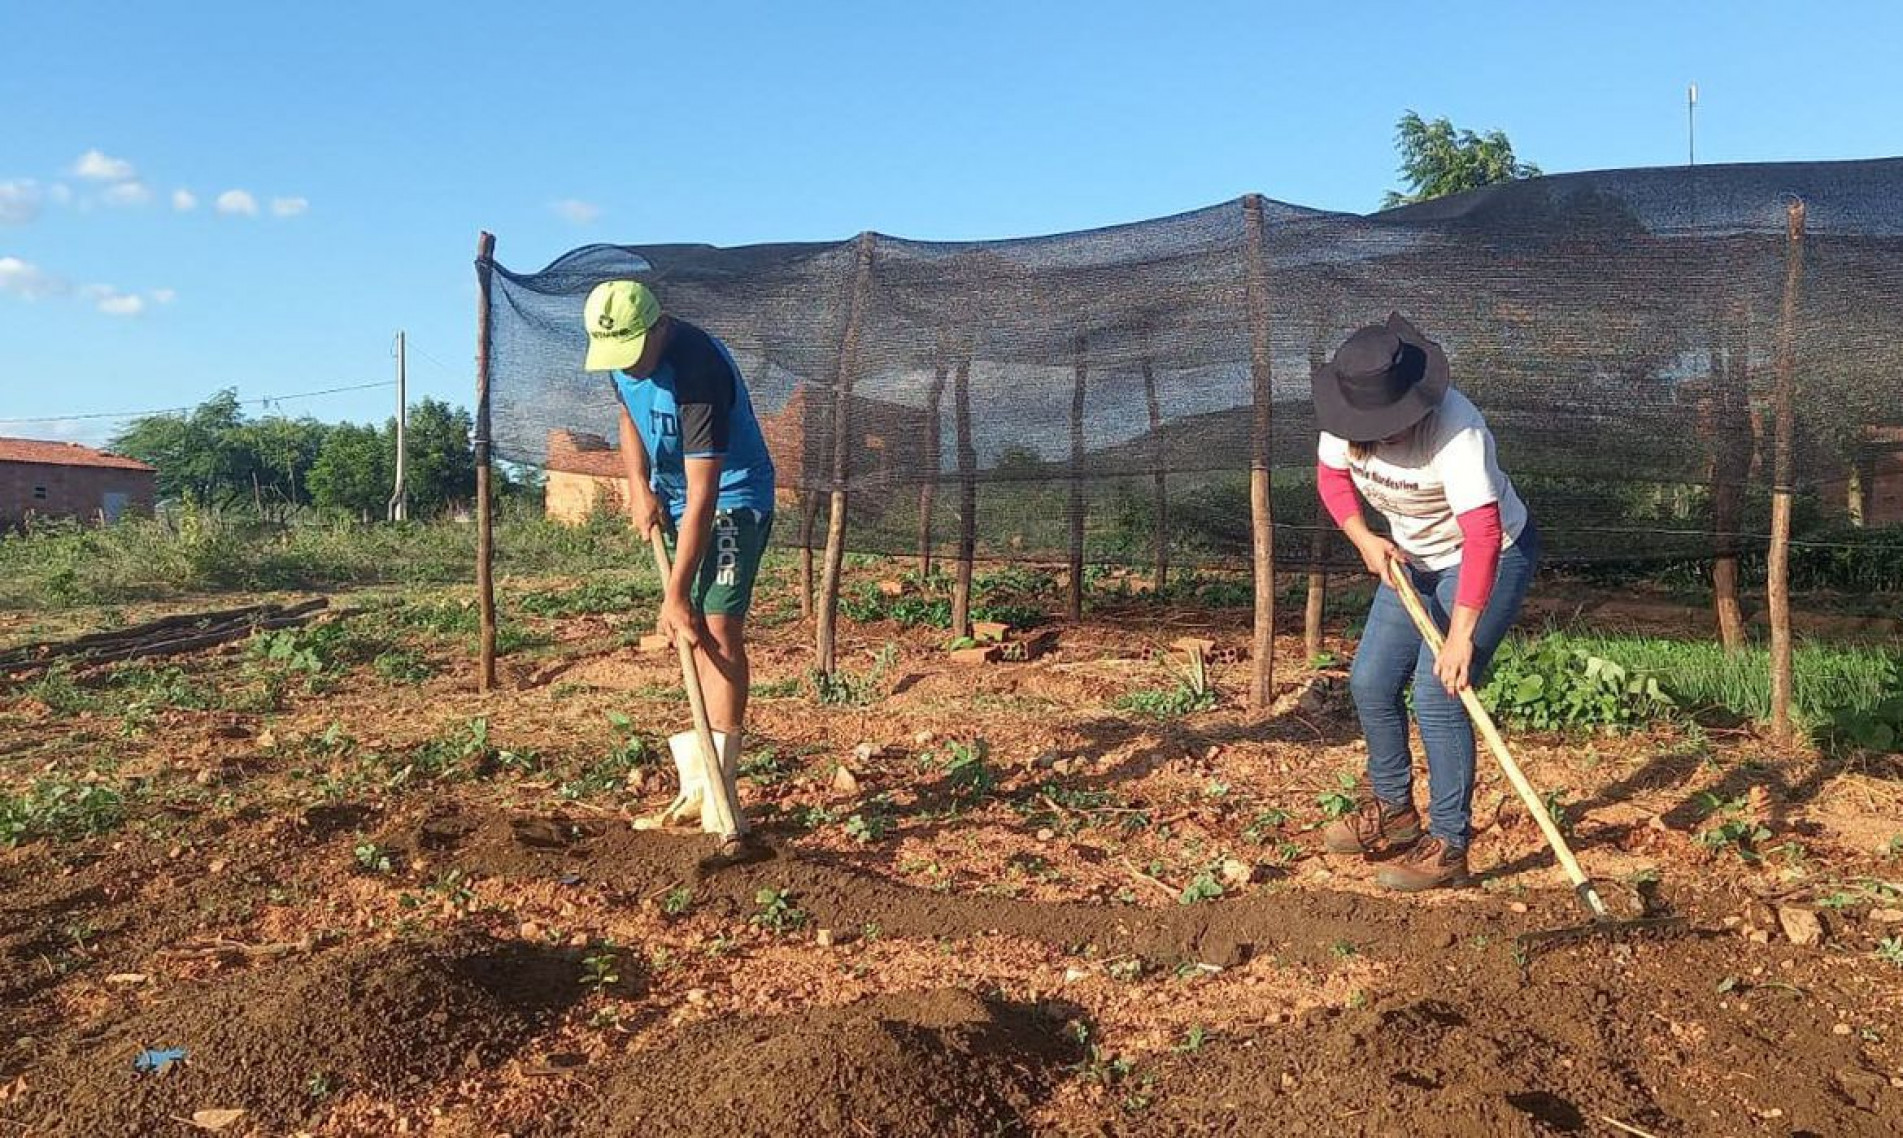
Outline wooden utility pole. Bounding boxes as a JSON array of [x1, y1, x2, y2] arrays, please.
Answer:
[[388, 330, 408, 522], [473, 234, 497, 693]]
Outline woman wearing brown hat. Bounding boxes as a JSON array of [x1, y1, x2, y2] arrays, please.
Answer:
[[1310, 313, 1539, 891]]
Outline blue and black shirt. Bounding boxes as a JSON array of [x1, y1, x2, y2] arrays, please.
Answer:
[[611, 320, 776, 521]]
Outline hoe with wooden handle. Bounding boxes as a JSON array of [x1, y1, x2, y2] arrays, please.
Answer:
[[648, 529, 744, 844], [1385, 558, 1686, 958]]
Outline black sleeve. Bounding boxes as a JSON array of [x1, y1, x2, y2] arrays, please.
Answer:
[[669, 326, 735, 457]]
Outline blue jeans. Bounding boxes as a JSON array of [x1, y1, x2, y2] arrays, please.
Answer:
[[1348, 522, 1541, 846]]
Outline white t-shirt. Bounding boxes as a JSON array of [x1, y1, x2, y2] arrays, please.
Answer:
[[1317, 388, 1528, 571]]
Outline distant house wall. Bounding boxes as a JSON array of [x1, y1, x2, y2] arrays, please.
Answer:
[[1815, 428, 1903, 528], [546, 468, 626, 524], [542, 389, 936, 526], [0, 461, 156, 526]]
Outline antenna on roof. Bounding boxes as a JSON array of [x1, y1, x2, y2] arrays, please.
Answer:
[[1687, 83, 1698, 167]]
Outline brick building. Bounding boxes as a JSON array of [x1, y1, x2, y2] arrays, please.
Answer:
[[0, 437, 156, 527]]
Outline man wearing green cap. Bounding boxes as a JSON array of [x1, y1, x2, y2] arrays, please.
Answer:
[[584, 280, 776, 834]]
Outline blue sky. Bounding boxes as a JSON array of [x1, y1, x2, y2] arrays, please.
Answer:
[[2, 1, 1898, 447]]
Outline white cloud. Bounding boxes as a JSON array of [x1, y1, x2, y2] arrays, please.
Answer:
[[151, 287, 177, 304], [0, 180, 42, 224], [551, 198, 601, 225], [73, 148, 137, 182], [270, 196, 309, 217], [215, 189, 258, 216], [0, 255, 66, 299], [35, 418, 113, 446], [79, 283, 150, 316], [171, 188, 197, 211], [102, 180, 152, 207]]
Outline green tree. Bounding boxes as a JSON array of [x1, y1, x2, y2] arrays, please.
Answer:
[[1382, 110, 1541, 209], [308, 422, 393, 517], [402, 399, 476, 515], [242, 415, 330, 514], [111, 390, 258, 506]]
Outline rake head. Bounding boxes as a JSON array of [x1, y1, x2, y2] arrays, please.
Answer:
[[1514, 878, 1693, 963], [1515, 914, 1691, 961]]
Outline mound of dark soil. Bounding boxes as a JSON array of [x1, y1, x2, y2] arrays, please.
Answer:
[[17, 934, 579, 1136], [1118, 935, 1901, 1137], [395, 808, 1498, 969], [553, 988, 1077, 1137]]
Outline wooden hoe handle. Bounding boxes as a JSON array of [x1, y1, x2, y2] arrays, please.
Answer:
[[649, 528, 742, 840]]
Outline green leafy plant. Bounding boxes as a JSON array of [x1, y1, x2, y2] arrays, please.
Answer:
[[1480, 635, 1675, 732], [751, 887, 808, 934], [1693, 793, 1772, 861], [353, 841, 393, 874], [938, 740, 996, 800], [1541, 789, 1573, 838], [0, 780, 128, 846], [581, 946, 621, 992], [1243, 808, 1291, 844], [810, 644, 898, 707], [1317, 771, 1358, 819], [1172, 1025, 1208, 1053], [661, 886, 695, 917], [795, 805, 840, 830], [1115, 682, 1216, 719], [844, 795, 896, 844], [1876, 937, 1903, 968], [739, 750, 790, 786], [1177, 869, 1224, 906], [372, 649, 435, 683]]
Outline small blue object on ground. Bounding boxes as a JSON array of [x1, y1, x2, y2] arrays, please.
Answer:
[[134, 1046, 188, 1073]]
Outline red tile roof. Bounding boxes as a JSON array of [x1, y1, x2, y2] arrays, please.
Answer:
[[0, 437, 157, 472]]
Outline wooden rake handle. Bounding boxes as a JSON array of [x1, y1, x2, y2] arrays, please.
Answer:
[[1384, 558, 1610, 919], [649, 528, 742, 840]]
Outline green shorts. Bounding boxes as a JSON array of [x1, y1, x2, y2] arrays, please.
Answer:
[[670, 509, 773, 619]]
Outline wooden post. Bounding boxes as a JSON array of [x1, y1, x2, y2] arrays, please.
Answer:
[[950, 356, 976, 639], [473, 231, 498, 694], [1243, 195, 1276, 711], [797, 489, 818, 620], [1141, 357, 1169, 591], [1710, 304, 1749, 653], [1768, 200, 1804, 742], [918, 358, 947, 581], [1303, 337, 1329, 662], [1068, 334, 1087, 622], [815, 233, 877, 677]]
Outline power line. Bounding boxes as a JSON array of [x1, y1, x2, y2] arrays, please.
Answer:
[[0, 380, 396, 425], [406, 341, 462, 377]]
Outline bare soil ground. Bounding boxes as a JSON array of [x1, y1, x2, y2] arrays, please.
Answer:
[[2, 569, 1900, 1136]]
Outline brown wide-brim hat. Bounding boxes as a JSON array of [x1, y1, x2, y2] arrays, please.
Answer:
[[1310, 312, 1452, 443]]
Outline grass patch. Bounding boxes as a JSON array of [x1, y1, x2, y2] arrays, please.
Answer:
[[1483, 630, 1903, 749], [0, 779, 130, 846]]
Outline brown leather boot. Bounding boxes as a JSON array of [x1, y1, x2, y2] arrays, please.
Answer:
[[1322, 799, 1422, 857], [1375, 835, 1470, 892]]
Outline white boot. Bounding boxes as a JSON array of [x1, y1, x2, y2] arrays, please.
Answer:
[[708, 731, 748, 838], [632, 731, 717, 831]]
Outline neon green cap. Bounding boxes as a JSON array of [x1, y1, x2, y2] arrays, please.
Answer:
[[583, 280, 662, 372]]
